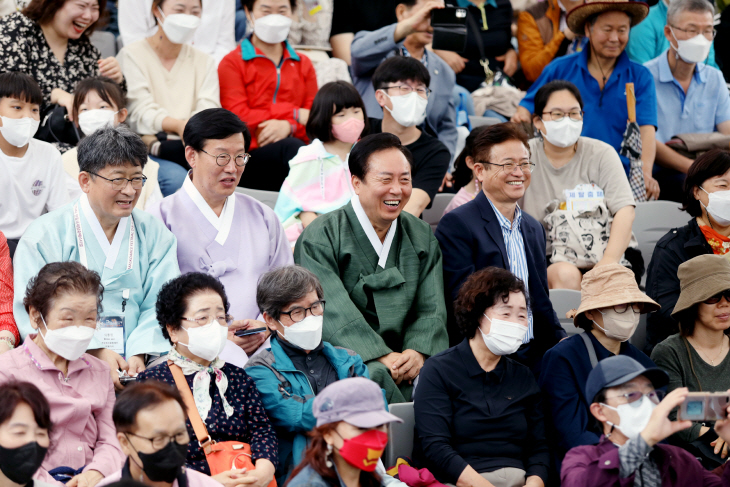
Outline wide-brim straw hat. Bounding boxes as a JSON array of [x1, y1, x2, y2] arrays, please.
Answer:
[[567, 0, 649, 35], [568, 263, 659, 324], [672, 254, 730, 316]]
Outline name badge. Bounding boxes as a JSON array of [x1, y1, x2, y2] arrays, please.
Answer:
[[95, 316, 125, 357]]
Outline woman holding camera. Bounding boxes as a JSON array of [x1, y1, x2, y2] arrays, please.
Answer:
[[651, 254, 730, 465], [135, 272, 278, 486]]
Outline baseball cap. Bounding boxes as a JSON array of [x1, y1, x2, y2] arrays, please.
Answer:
[[312, 377, 403, 428], [585, 355, 668, 405]]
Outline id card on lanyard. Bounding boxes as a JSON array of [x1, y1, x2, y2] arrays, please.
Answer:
[[73, 202, 135, 357]]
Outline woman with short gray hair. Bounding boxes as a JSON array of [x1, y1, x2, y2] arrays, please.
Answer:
[[245, 265, 370, 482]]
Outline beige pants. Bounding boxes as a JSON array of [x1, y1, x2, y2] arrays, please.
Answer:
[[447, 468, 526, 487]]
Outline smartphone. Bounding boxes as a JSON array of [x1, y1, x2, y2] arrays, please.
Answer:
[[234, 327, 268, 337], [119, 376, 137, 385], [431, 7, 468, 52], [678, 392, 730, 421]]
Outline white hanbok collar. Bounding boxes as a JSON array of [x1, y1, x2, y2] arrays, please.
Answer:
[[79, 193, 129, 270], [183, 172, 236, 245], [351, 195, 397, 269]]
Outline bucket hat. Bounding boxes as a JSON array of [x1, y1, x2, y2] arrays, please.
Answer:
[[567, 0, 649, 35], [313, 377, 403, 428], [568, 263, 659, 324], [672, 254, 730, 316]]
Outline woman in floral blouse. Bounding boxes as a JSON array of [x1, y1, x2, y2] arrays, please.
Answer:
[[136, 272, 278, 487], [0, 0, 125, 146]]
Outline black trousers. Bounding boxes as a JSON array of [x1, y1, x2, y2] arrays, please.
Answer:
[[7, 238, 19, 260], [239, 137, 305, 191]]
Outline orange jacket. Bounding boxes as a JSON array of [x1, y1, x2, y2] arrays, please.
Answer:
[[517, 0, 566, 82], [218, 39, 318, 150]]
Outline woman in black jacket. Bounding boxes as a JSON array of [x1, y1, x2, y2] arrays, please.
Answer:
[[645, 149, 730, 354]]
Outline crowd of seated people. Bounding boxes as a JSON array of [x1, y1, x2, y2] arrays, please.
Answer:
[[3, 0, 730, 485]]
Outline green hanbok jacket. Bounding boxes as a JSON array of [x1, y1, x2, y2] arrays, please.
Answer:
[[294, 202, 448, 402]]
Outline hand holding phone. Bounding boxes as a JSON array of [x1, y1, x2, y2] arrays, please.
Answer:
[[678, 392, 730, 422], [234, 327, 268, 337]]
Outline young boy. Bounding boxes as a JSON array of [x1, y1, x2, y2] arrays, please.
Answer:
[[0, 72, 70, 258]]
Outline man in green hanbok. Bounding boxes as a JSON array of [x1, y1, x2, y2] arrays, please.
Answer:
[[294, 133, 448, 403]]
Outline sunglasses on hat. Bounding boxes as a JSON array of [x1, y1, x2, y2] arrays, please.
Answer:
[[704, 290, 730, 305]]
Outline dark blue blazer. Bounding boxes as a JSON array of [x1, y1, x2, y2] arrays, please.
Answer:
[[435, 191, 566, 363]]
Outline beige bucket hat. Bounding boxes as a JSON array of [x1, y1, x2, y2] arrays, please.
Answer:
[[672, 254, 730, 316], [568, 263, 659, 323], [567, 0, 649, 35]]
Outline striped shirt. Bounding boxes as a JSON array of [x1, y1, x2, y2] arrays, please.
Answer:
[[487, 198, 533, 342]]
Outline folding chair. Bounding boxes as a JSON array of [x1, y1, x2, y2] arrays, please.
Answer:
[[383, 402, 415, 469], [235, 187, 279, 210], [549, 289, 582, 336], [633, 201, 687, 284], [90, 31, 118, 58], [422, 193, 455, 232]]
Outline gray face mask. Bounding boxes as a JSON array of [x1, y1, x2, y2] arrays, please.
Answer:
[[592, 308, 639, 342]]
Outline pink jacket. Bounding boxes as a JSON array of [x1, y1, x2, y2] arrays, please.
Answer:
[[97, 466, 223, 487], [0, 336, 124, 485]]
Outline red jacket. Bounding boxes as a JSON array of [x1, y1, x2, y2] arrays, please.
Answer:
[[218, 39, 318, 150]]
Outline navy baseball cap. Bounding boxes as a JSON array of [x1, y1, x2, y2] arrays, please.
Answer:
[[585, 355, 668, 404]]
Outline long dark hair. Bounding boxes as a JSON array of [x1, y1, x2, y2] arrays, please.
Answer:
[[286, 424, 381, 487]]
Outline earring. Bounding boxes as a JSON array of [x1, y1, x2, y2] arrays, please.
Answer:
[[325, 443, 333, 468]]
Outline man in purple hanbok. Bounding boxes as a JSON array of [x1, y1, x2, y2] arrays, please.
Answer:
[[148, 108, 293, 365]]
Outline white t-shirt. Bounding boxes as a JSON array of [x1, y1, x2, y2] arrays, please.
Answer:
[[117, 0, 236, 64], [0, 139, 72, 239]]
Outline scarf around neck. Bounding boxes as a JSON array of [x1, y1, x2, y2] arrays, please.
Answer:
[[168, 347, 234, 421]]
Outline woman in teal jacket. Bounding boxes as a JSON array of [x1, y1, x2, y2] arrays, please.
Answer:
[[244, 265, 370, 482]]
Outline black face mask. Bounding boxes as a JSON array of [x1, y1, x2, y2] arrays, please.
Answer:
[[135, 441, 187, 483], [0, 442, 48, 485]]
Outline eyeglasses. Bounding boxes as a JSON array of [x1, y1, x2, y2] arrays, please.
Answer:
[[382, 85, 432, 98], [605, 390, 665, 407], [542, 110, 584, 122], [478, 160, 535, 174], [126, 431, 190, 450], [280, 300, 326, 323], [704, 291, 730, 305], [603, 303, 642, 314], [671, 24, 716, 39], [89, 172, 147, 191], [200, 149, 251, 167], [181, 315, 233, 327]]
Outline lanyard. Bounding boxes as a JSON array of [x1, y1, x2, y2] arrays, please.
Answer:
[[73, 202, 135, 271]]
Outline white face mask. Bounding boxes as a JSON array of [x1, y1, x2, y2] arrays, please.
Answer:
[[593, 308, 639, 342], [78, 109, 118, 136], [671, 29, 712, 64], [381, 91, 428, 128], [701, 187, 730, 226], [252, 13, 292, 44], [480, 314, 528, 356], [37, 315, 96, 361], [0, 116, 40, 148], [277, 314, 323, 351], [178, 320, 228, 361], [541, 118, 582, 148], [158, 7, 201, 44], [602, 394, 656, 440]]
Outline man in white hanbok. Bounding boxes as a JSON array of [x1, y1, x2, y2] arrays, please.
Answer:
[[14, 126, 180, 389]]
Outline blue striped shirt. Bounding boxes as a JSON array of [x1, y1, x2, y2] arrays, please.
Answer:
[[487, 198, 533, 342]]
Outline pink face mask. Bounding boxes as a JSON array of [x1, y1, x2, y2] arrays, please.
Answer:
[[331, 118, 365, 144]]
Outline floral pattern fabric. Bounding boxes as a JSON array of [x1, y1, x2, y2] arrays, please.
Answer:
[[0, 12, 126, 112], [700, 224, 730, 258], [137, 360, 279, 474]]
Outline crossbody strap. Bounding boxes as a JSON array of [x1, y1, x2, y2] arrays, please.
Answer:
[[580, 332, 599, 369], [167, 361, 215, 454], [464, 8, 494, 83]]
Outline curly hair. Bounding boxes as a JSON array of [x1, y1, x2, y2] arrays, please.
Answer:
[[23, 261, 103, 321], [453, 267, 528, 339], [156, 273, 230, 343]]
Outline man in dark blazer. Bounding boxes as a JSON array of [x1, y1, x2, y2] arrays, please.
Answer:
[[435, 123, 566, 370]]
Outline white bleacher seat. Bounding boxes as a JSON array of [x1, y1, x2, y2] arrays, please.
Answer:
[[383, 402, 415, 469], [633, 201, 687, 285], [549, 289, 582, 336], [235, 187, 278, 210], [422, 193, 455, 232], [469, 116, 504, 128], [90, 31, 118, 59]]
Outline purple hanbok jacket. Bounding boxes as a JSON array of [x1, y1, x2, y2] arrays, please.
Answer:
[[562, 436, 730, 487], [148, 189, 293, 321]]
